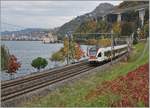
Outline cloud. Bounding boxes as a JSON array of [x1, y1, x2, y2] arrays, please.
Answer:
[[2, 1, 102, 16], [1, 1, 122, 31], [2, 15, 75, 30]]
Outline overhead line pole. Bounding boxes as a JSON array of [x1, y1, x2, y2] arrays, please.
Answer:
[[111, 30, 114, 65]]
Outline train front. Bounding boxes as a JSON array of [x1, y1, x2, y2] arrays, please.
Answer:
[[88, 47, 98, 63]]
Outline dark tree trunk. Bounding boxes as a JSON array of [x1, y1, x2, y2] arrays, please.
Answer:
[[10, 73, 14, 80]]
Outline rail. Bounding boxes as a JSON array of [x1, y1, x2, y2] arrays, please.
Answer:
[[1, 52, 128, 106]]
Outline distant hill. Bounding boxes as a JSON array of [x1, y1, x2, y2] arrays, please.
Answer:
[[1, 28, 49, 35], [1, 28, 51, 37], [56, 3, 114, 37]]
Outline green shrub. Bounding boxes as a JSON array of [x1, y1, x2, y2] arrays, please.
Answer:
[[133, 32, 138, 45], [31, 57, 48, 71]]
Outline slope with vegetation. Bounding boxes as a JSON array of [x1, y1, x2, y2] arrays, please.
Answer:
[[56, 3, 114, 37], [50, 37, 85, 64], [23, 41, 149, 107], [117, 1, 149, 9], [56, 1, 149, 38]]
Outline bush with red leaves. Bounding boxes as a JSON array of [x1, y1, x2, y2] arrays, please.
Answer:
[[86, 63, 149, 107], [7, 55, 21, 79]]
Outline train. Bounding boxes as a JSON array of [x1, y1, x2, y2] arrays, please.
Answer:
[[88, 44, 128, 64]]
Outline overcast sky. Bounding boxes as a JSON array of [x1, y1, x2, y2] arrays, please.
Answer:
[[1, 1, 122, 31]]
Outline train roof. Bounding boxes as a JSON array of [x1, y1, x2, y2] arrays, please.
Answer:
[[98, 44, 128, 52]]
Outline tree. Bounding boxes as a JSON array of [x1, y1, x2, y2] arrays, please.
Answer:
[[87, 39, 97, 45], [97, 38, 111, 47], [50, 50, 64, 65], [50, 37, 85, 64], [1, 45, 10, 70], [139, 29, 145, 39], [112, 22, 121, 37], [133, 32, 138, 45], [69, 39, 76, 62], [74, 43, 85, 61], [75, 20, 109, 35], [121, 22, 136, 36], [31, 57, 48, 71], [63, 37, 69, 64], [144, 23, 149, 39], [87, 20, 97, 33], [96, 20, 109, 32], [76, 20, 97, 34], [6, 55, 21, 80]]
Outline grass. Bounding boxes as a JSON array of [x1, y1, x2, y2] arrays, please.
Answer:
[[23, 41, 149, 107]]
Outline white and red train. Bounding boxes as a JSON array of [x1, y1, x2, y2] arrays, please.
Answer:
[[88, 44, 128, 63]]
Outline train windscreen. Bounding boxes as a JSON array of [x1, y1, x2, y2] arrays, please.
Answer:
[[89, 47, 97, 56]]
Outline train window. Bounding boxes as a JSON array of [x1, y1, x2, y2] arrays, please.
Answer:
[[89, 47, 97, 56], [104, 52, 107, 56], [113, 51, 115, 55], [104, 51, 111, 57], [98, 52, 101, 57]]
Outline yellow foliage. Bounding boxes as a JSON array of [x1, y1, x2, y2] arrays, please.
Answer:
[[97, 38, 111, 47], [112, 22, 121, 37], [87, 39, 97, 45], [63, 37, 69, 57], [51, 37, 85, 62], [139, 30, 145, 39], [74, 43, 85, 61]]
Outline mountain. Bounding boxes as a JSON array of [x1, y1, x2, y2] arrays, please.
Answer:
[[1, 28, 52, 36], [1, 28, 50, 35], [56, 1, 149, 37], [92, 3, 114, 17], [56, 3, 114, 37]]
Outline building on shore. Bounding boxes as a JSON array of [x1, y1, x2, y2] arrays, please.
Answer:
[[42, 32, 58, 43]]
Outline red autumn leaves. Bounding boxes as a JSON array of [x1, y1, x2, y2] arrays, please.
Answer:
[[7, 55, 21, 74], [86, 63, 149, 107]]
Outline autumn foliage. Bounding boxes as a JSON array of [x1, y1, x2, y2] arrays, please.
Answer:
[[86, 63, 149, 107], [74, 43, 85, 61], [51, 37, 85, 64], [86, 38, 111, 47], [97, 38, 111, 47], [75, 20, 109, 34], [63, 37, 69, 58], [112, 22, 121, 37], [87, 39, 97, 45], [7, 55, 21, 74]]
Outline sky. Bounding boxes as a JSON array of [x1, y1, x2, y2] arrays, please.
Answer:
[[1, 1, 122, 31]]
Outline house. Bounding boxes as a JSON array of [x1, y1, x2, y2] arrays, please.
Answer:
[[42, 32, 58, 43]]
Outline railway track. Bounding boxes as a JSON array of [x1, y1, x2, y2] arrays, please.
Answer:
[[1, 62, 96, 103], [1, 52, 128, 105], [2, 62, 88, 88]]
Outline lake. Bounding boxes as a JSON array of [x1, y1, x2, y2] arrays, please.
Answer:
[[1, 41, 90, 80]]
